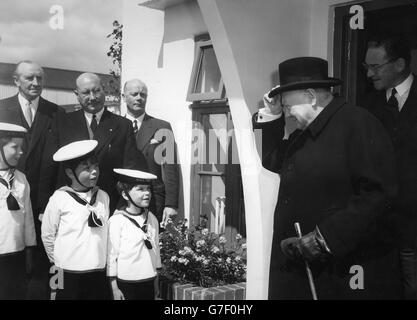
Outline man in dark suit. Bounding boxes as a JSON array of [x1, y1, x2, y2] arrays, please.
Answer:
[[38, 73, 147, 216], [122, 79, 179, 225], [362, 35, 417, 299], [253, 57, 401, 299], [0, 60, 60, 299]]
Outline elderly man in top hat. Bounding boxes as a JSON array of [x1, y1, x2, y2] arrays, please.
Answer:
[[253, 57, 402, 299]]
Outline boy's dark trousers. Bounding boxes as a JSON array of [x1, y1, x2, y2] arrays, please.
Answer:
[[117, 278, 155, 300], [55, 270, 107, 300], [0, 251, 26, 300], [26, 219, 51, 300]]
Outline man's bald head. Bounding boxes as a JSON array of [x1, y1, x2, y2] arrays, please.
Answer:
[[76, 73, 102, 90], [123, 79, 148, 118], [74, 73, 106, 114], [123, 79, 147, 93], [13, 61, 44, 101]]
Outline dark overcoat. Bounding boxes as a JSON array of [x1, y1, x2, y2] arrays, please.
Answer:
[[38, 108, 148, 213], [362, 76, 417, 249], [0, 94, 59, 217], [135, 113, 179, 222], [253, 97, 402, 299]]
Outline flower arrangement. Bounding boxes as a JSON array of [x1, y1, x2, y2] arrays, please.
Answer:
[[159, 219, 247, 288]]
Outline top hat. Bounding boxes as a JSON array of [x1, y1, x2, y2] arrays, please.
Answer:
[[0, 122, 27, 138], [268, 57, 342, 98]]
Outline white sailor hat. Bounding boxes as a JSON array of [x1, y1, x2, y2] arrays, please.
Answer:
[[0, 122, 27, 138], [113, 168, 157, 184], [53, 140, 98, 162]]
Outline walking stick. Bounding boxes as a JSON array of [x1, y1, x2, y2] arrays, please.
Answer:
[[294, 222, 318, 300]]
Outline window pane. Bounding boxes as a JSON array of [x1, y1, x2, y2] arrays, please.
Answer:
[[194, 47, 221, 94], [200, 175, 226, 233], [202, 113, 228, 167]]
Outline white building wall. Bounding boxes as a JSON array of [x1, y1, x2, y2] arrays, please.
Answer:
[[122, 0, 209, 221]]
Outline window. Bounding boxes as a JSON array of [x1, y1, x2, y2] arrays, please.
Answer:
[[187, 36, 245, 240], [187, 40, 225, 101]]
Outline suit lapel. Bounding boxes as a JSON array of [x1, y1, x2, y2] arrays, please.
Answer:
[[4, 95, 29, 128], [94, 109, 118, 154], [400, 75, 417, 117], [397, 76, 417, 136], [136, 114, 157, 151]]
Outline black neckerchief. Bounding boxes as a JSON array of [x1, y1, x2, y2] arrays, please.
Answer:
[[0, 169, 20, 210], [121, 209, 153, 249], [64, 187, 102, 228]]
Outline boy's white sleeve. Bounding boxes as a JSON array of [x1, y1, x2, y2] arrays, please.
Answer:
[[23, 178, 37, 247], [107, 217, 120, 278], [41, 193, 61, 263], [154, 217, 162, 269]]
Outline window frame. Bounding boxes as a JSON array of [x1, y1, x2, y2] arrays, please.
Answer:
[[186, 39, 225, 102]]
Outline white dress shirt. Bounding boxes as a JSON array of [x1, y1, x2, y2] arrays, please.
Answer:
[[256, 108, 282, 123], [125, 112, 145, 131], [107, 209, 161, 281], [84, 108, 105, 139], [41, 186, 109, 272], [386, 73, 414, 111], [18, 94, 39, 126], [0, 169, 36, 255]]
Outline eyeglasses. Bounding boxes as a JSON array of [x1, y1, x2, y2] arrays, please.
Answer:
[[362, 58, 397, 72]]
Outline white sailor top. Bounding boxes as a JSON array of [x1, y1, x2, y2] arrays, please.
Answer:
[[41, 186, 109, 272], [107, 209, 161, 281], [0, 169, 36, 255]]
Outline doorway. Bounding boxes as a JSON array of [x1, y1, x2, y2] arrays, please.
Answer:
[[334, 0, 417, 106]]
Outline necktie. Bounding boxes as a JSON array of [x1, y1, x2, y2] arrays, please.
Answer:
[[133, 120, 138, 133], [23, 101, 33, 127], [64, 188, 102, 228], [0, 170, 20, 210], [387, 88, 399, 113], [90, 114, 98, 133], [121, 211, 153, 249]]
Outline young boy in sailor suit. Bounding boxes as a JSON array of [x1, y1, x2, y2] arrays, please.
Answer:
[[0, 123, 36, 299], [41, 140, 109, 300], [107, 169, 161, 300]]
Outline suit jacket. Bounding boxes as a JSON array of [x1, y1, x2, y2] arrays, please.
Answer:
[[253, 97, 401, 299], [362, 75, 417, 248], [135, 113, 179, 220], [0, 94, 59, 214], [38, 108, 148, 214]]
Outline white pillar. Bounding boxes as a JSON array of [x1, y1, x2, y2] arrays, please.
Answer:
[[198, 0, 279, 299]]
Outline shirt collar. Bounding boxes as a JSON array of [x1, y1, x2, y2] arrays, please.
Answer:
[[386, 73, 414, 99], [18, 93, 39, 109], [307, 96, 346, 138], [125, 112, 145, 123], [84, 107, 105, 123]]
